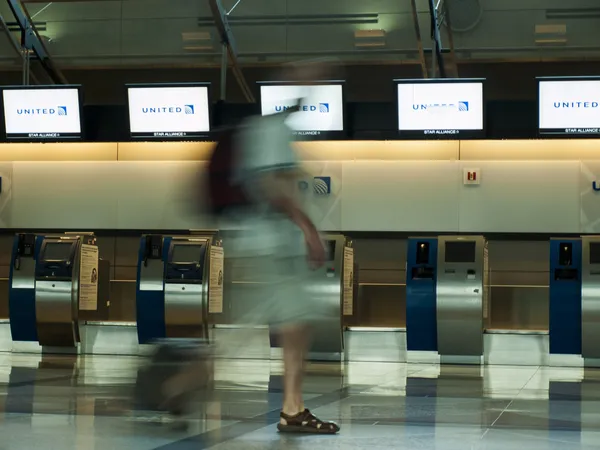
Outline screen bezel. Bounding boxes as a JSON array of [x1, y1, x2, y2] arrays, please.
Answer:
[[394, 78, 486, 140], [257, 80, 347, 140], [125, 82, 212, 141], [537, 76, 600, 138], [0, 84, 84, 142]]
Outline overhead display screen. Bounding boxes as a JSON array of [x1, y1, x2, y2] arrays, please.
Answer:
[[259, 83, 344, 136], [396, 79, 484, 138], [127, 84, 210, 139], [2, 86, 82, 140], [538, 78, 600, 136]]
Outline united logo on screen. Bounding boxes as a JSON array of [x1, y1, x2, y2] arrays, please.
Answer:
[[412, 101, 469, 112], [184, 104, 195, 114], [57, 106, 67, 116], [319, 103, 330, 113]]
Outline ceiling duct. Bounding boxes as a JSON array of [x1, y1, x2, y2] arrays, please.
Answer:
[[546, 8, 600, 19], [198, 13, 379, 27], [4, 21, 46, 32]]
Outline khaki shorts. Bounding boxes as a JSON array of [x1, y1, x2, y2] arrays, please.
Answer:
[[228, 255, 337, 329]]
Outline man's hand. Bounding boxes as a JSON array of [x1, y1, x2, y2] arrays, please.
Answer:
[[305, 228, 326, 269]]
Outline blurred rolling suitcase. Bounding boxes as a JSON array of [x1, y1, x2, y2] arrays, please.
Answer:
[[134, 339, 213, 416]]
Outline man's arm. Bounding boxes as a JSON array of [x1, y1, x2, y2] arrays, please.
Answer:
[[256, 171, 325, 267]]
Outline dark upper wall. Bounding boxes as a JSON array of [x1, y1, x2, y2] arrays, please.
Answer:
[[25, 60, 600, 105]]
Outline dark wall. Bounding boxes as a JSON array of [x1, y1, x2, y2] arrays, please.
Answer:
[[53, 61, 600, 104]]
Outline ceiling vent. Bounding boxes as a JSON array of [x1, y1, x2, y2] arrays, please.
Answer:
[[181, 31, 214, 52], [354, 29, 386, 49], [535, 24, 567, 45]]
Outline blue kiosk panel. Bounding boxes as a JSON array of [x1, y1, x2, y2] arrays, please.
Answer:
[[549, 239, 582, 355], [406, 238, 438, 352], [8, 234, 43, 342], [136, 235, 172, 344]]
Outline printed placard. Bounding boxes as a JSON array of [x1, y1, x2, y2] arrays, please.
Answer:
[[209, 246, 224, 314], [79, 244, 99, 311], [343, 247, 354, 316]]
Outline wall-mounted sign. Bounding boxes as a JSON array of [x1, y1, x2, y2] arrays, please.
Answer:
[[463, 168, 481, 185], [1, 86, 83, 140], [538, 77, 600, 136], [127, 84, 210, 139], [314, 176, 332, 195], [259, 83, 344, 137], [396, 79, 485, 138]]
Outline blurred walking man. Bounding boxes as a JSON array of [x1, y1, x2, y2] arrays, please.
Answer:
[[226, 61, 340, 434]]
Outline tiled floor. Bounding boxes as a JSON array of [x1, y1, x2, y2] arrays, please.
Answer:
[[0, 352, 599, 449]]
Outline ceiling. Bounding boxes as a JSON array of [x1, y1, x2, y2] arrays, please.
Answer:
[[0, 0, 599, 70]]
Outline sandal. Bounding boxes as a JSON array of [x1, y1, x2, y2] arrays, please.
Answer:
[[277, 409, 340, 434]]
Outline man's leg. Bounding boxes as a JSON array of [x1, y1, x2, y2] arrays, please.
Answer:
[[279, 324, 310, 417], [277, 324, 340, 434]]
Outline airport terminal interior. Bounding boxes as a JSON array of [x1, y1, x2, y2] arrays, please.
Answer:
[[1, 0, 600, 449]]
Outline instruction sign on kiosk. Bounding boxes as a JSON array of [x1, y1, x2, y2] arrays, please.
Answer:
[[79, 244, 99, 311], [209, 246, 224, 314]]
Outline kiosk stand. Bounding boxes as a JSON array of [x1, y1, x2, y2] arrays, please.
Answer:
[[406, 237, 438, 353], [9, 232, 99, 350], [405, 235, 488, 364], [549, 238, 582, 357], [9, 234, 43, 343], [582, 236, 600, 362], [436, 236, 488, 364], [136, 232, 223, 345], [269, 234, 353, 361]]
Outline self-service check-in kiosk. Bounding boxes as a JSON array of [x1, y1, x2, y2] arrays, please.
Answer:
[[582, 236, 600, 360], [9, 234, 44, 342], [10, 233, 99, 349], [549, 238, 582, 356], [136, 233, 224, 345], [269, 235, 353, 361], [406, 238, 438, 352], [436, 236, 489, 363]]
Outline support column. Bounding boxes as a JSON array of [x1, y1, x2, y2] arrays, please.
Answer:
[[209, 0, 255, 103], [6, 0, 67, 84]]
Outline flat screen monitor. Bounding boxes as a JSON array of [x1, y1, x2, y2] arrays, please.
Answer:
[[127, 83, 211, 139], [171, 244, 204, 263], [1, 85, 83, 140], [396, 79, 484, 138], [43, 242, 73, 261], [445, 241, 477, 264], [259, 82, 345, 137], [538, 77, 600, 136]]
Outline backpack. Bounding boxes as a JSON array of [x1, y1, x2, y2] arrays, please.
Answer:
[[207, 126, 250, 215]]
